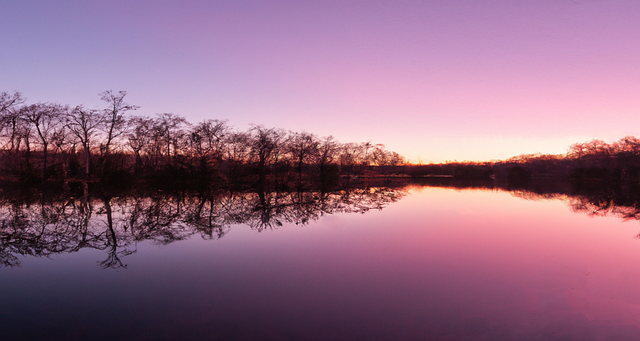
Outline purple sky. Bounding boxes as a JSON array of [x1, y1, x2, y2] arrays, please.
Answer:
[[2, 0, 640, 163]]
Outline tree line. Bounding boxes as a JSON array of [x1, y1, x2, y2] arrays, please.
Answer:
[[0, 91, 405, 190], [491, 136, 640, 183], [6, 89, 637, 192], [404, 136, 640, 185]]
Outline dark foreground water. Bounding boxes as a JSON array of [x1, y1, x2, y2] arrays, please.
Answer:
[[2, 185, 640, 340]]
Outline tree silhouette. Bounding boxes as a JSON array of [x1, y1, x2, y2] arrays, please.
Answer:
[[99, 90, 139, 157], [67, 106, 103, 176]]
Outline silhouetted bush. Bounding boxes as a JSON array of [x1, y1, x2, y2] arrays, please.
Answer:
[[507, 166, 531, 188], [571, 167, 610, 181], [453, 165, 493, 179]]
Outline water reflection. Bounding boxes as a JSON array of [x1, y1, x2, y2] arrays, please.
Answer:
[[0, 186, 405, 268], [5, 176, 640, 270], [6, 180, 640, 340], [415, 176, 640, 227]]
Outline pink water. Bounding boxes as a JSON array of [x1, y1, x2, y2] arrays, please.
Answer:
[[3, 186, 640, 340]]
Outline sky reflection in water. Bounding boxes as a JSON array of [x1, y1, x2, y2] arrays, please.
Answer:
[[3, 186, 640, 340]]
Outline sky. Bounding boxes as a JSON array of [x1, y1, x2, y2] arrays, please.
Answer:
[[2, 0, 640, 163]]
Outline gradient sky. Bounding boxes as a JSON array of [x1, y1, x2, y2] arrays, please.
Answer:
[[2, 0, 640, 163]]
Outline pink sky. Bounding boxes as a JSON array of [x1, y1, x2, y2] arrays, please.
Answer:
[[2, 0, 640, 163]]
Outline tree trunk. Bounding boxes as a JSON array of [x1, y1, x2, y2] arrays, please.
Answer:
[[84, 144, 90, 176]]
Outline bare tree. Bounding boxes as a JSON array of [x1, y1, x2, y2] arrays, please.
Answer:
[[49, 108, 70, 167], [126, 116, 154, 173], [15, 114, 32, 160], [0, 91, 24, 113], [154, 113, 188, 159], [0, 91, 25, 152], [287, 131, 318, 182], [188, 119, 229, 186], [22, 103, 65, 178], [189, 119, 228, 160], [223, 130, 251, 181], [67, 106, 104, 176], [370, 144, 389, 166], [249, 125, 284, 185], [584, 139, 610, 157], [316, 136, 339, 184], [338, 142, 363, 175], [387, 151, 405, 166], [99, 90, 139, 156], [611, 136, 640, 155]]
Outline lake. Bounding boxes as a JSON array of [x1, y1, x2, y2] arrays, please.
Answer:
[[2, 183, 640, 340]]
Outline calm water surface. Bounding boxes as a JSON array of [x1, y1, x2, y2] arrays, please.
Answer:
[[2, 186, 640, 340]]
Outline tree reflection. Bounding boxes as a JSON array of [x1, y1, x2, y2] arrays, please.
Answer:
[[412, 177, 640, 232], [7, 176, 640, 269], [0, 185, 405, 268], [507, 177, 640, 225]]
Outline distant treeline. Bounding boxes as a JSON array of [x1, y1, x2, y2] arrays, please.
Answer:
[[496, 137, 640, 182], [406, 136, 640, 187], [0, 91, 405, 191]]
